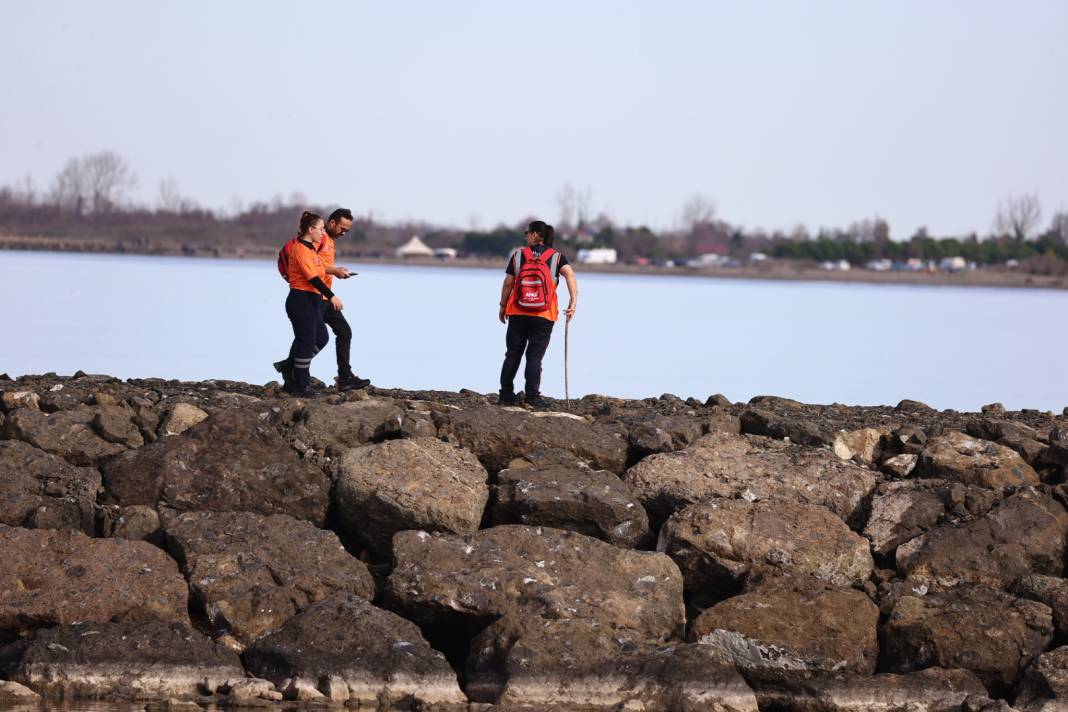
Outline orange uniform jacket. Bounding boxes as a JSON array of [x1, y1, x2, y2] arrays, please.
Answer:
[[283, 239, 328, 294]]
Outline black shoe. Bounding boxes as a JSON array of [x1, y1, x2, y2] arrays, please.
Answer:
[[286, 386, 320, 398], [498, 391, 518, 405], [524, 394, 548, 408], [273, 359, 295, 390], [338, 373, 371, 391]]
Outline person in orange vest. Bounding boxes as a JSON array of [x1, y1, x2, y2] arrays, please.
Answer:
[[276, 211, 341, 397], [497, 220, 578, 407], [315, 208, 370, 391]]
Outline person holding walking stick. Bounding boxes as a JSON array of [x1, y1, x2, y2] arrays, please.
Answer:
[[497, 220, 578, 408]]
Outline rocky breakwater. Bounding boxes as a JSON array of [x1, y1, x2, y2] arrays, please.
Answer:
[[1, 374, 1067, 711]]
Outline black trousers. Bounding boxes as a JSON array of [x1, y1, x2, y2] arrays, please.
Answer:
[[320, 300, 353, 378], [285, 289, 328, 388], [500, 315, 555, 397]]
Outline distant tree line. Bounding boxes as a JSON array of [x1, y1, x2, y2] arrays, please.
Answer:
[[1, 151, 1066, 273]]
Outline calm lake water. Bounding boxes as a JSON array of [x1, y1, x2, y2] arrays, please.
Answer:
[[1, 250, 1066, 412]]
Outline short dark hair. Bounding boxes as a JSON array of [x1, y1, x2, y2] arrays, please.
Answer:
[[328, 208, 354, 223]]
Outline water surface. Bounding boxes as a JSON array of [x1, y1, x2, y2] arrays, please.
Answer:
[[2, 250, 1066, 411]]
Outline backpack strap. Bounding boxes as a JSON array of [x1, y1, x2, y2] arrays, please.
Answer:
[[547, 250, 561, 283]]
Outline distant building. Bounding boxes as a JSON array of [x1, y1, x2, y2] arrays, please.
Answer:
[[865, 259, 892, 272], [748, 252, 768, 263], [938, 256, 966, 272], [686, 253, 727, 268], [820, 260, 851, 271], [577, 248, 618, 265], [395, 236, 434, 258]]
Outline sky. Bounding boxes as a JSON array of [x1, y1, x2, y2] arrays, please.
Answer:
[[2, 1, 1066, 237]]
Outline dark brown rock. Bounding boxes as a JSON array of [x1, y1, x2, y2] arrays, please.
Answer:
[[0, 526, 188, 638], [466, 616, 758, 710], [752, 667, 987, 712], [91, 405, 144, 449], [162, 510, 373, 645], [881, 585, 1053, 693], [492, 466, 650, 548], [242, 593, 465, 707], [864, 479, 1003, 559], [11, 621, 243, 701], [659, 500, 873, 606], [334, 438, 489, 558], [442, 406, 628, 474], [3, 406, 126, 466], [896, 488, 1068, 589], [740, 407, 835, 447], [0, 440, 100, 533], [387, 525, 685, 642], [284, 399, 407, 457], [689, 585, 880, 678], [918, 430, 1041, 488], [1015, 645, 1068, 712], [623, 432, 877, 528], [102, 409, 330, 525], [1013, 575, 1068, 639]]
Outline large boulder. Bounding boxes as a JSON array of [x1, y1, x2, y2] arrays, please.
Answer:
[[881, 585, 1053, 694], [102, 409, 330, 525], [387, 525, 685, 642], [442, 406, 629, 474], [608, 413, 710, 459], [0, 440, 100, 533], [334, 438, 488, 557], [1014, 575, 1068, 639], [917, 430, 1040, 488], [2, 406, 126, 466], [864, 479, 1003, 558], [10, 621, 243, 701], [658, 500, 873, 607], [1015, 646, 1068, 712], [754, 667, 986, 712], [896, 488, 1068, 589], [492, 465, 650, 548], [832, 427, 887, 467], [285, 399, 408, 456], [623, 432, 877, 527], [689, 585, 880, 680], [242, 593, 465, 708], [466, 616, 758, 711], [0, 526, 188, 638], [740, 407, 835, 447], [162, 511, 374, 645]]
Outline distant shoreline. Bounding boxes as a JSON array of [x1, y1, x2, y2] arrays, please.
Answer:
[[2, 235, 1066, 291]]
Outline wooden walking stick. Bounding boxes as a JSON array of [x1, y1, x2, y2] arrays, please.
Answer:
[[564, 316, 571, 411]]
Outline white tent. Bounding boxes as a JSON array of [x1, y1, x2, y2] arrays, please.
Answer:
[[395, 235, 434, 258]]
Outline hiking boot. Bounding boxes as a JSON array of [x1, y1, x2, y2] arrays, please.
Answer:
[[273, 359, 295, 390], [524, 394, 548, 409], [498, 391, 518, 405], [338, 373, 371, 391], [286, 386, 321, 399]]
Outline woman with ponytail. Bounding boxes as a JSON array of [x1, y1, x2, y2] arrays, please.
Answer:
[[274, 211, 342, 397]]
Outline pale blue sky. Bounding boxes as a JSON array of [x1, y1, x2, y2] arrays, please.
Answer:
[[2, 1, 1066, 237]]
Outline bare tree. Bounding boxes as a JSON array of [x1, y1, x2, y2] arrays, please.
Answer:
[[679, 194, 716, 231], [994, 193, 1042, 241], [1048, 212, 1068, 245], [50, 151, 137, 214], [158, 178, 199, 213], [555, 182, 593, 231]]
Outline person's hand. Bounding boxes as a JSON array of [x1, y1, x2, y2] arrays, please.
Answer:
[[330, 296, 344, 311], [498, 305, 507, 324], [565, 303, 577, 322], [335, 266, 353, 279]]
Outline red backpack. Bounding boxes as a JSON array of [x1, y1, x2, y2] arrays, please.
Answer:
[[512, 247, 559, 311]]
